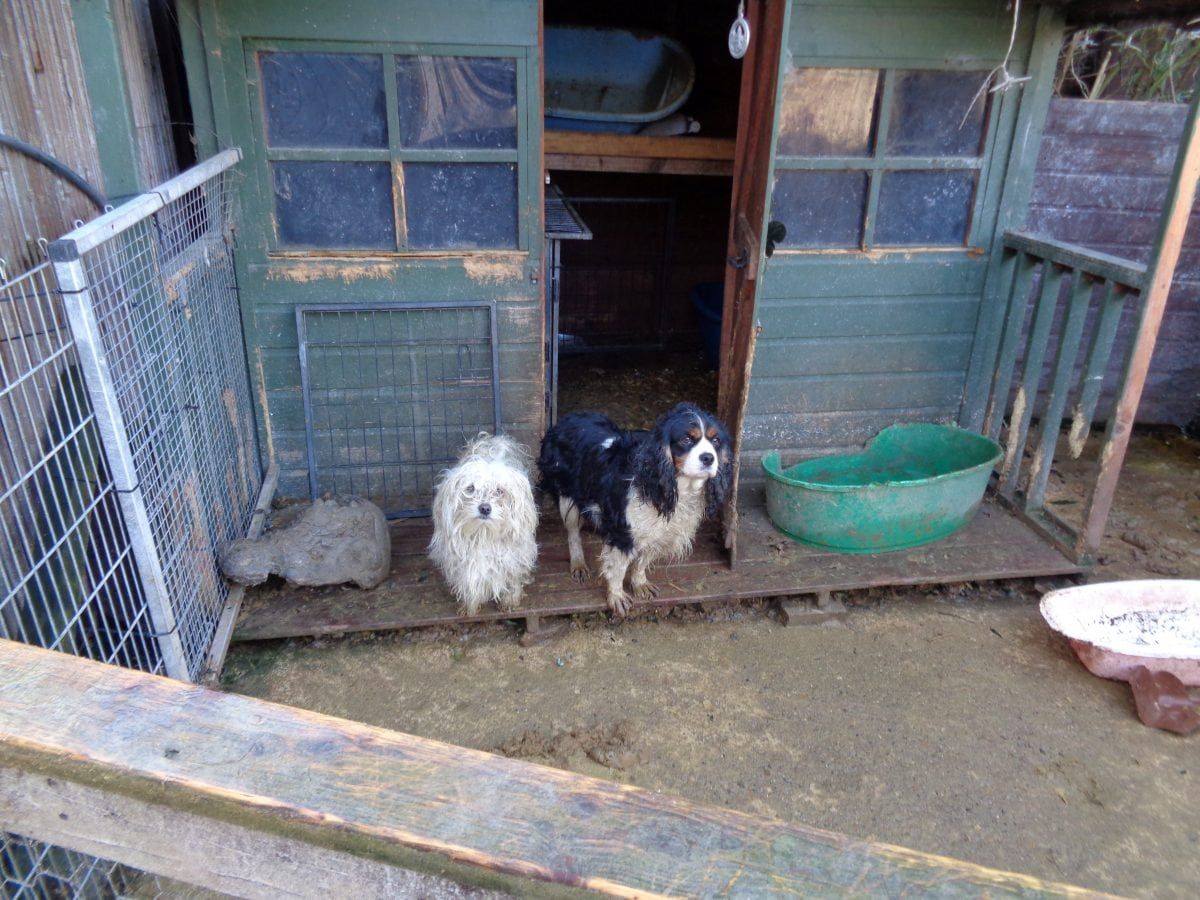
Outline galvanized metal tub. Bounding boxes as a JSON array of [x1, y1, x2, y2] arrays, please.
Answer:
[[544, 25, 696, 133], [761, 424, 1002, 553]]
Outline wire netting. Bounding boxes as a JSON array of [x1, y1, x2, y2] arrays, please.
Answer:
[[298, 303, 499, 517], [0, 262, 163, 673], [2, 157, 260, 896], [1, 831, 225, 899], [69, 163, 261, 678]]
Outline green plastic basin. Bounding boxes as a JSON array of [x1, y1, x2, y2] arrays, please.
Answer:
[[761, 424, 1003, 554]]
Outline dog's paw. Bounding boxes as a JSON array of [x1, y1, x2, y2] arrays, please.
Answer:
[[570, 561, 591, 583], [630, 581, 658, 601], [607, 591, 633, 618], [496, 591, 522, 611]]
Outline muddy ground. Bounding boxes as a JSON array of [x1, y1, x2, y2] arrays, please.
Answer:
[[224, 430, 1200, 899]]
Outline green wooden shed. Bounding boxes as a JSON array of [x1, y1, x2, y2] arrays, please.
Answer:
[[166, 0, 1198, 636]]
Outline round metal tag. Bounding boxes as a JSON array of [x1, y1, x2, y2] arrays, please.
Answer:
[[728, 15, 750, 59]]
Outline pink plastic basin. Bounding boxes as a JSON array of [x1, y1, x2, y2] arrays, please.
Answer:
[[1040, 580, 1200, 686]]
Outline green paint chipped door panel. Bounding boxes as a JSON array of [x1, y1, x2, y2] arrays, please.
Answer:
[[181, 0, 543, 500], [745, 0, 1063, 472]]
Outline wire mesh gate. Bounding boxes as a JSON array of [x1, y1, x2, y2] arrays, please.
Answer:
[[0, 263, 161, 673], [46, 148, 261, 681], [298, 302, 501, 517], [2, 149, 260, 896], [555, 197, 674, 352]]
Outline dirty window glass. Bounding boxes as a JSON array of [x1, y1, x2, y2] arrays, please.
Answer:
[[404, 163, 517, 249], [771, 171, 867, 249], [886, 71, 987, 157], [260, 52, 387, 149], [273, 162, 395, 249], [777, 68, 879, 157], [395, 56, 518, 149], [874, 171, 977, 246]]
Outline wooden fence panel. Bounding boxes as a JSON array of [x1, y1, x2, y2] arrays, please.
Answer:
[[1028, 98, 1200, 428]]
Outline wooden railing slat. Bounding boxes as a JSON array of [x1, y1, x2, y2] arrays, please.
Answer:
[[985, 250, 1037, 441], [999, 263, 1065, 496], [1002, 231, 1146, 290], [1067, 280, 1128, 458], [1025, 271, 1094, 512]]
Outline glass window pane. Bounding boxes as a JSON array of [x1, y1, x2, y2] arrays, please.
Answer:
[[886, 71, 987, 157], [874, 171, 977, 246], [260, 52, 386, 149], [777, 68, 879, 157], [396, 56, 518, 149], [273, 162, 395, 250], [404, 163, 517, 249], [770, 170, 866, 249]]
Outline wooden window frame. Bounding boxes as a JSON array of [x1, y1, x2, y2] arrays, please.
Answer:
[[773, 67, 1003, 253], [245, 39, 530, 255]]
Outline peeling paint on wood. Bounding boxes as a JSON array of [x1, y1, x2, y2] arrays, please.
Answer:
[[254, 348, 275, 465], [1067, 403, 1090, 459], [1001, 386, 1027, 479], [266, 261, 403, 284], [464, 254, 525, 285]]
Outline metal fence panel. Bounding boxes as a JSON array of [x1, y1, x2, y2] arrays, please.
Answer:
[[49, 149, 261, 680], [0, 262, 163, 674], [297, 302, 501, 517], [1, 831, 213, 899]]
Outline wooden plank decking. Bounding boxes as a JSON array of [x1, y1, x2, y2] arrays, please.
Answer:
[[232, 489, 1080, 642]]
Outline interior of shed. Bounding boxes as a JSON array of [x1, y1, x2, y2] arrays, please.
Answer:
[[543, 0, 741, 427]]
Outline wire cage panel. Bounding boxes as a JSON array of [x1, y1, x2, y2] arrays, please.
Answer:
[[298, 303, 501, 517], [0, 263, 163, 674], [555, 197, 674, 352], [51, 151, 262, 681], [1, 831, 208, 899]]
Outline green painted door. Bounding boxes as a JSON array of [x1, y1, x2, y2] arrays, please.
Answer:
[[182, 0, 543, 504], [742, 0, 1062, 471]]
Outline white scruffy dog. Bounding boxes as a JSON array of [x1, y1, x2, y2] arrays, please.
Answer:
[[429, 433, 538, 615]]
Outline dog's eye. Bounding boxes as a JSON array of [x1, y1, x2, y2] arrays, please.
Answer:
[[711, 436, 721, 448], [465, 484, 475, 496], [680, 436, 693, 447]]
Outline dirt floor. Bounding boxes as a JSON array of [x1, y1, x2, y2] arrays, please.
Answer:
[[223, 430, 1200, 899]]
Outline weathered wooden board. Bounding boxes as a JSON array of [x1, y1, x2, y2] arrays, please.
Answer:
[[1, 0, 104, 269], [543, 132, 736, 162], [0, 639, 1112, 898], [1028, 98, 1200, 428], [544, 131, 735, 175], [0, 766, 497, 900], [233, 493, 1079, 641]]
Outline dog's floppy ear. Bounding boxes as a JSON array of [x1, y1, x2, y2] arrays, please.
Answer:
[[633, 415, 678, 517], [704, 420, 734, 519]]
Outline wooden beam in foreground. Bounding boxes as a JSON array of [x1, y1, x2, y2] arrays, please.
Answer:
[[0, 640, 1113, 898]]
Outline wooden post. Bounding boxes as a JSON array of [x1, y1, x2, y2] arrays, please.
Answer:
[[1082, 89, 1200, 555], [201, 463, 279, 683]]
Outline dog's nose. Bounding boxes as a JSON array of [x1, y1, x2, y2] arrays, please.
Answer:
[[477, 502, 492, 518], [699, 452, 715, 467]]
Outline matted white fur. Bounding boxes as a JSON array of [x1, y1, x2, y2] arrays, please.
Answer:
[[429, 433, 538, 615]]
